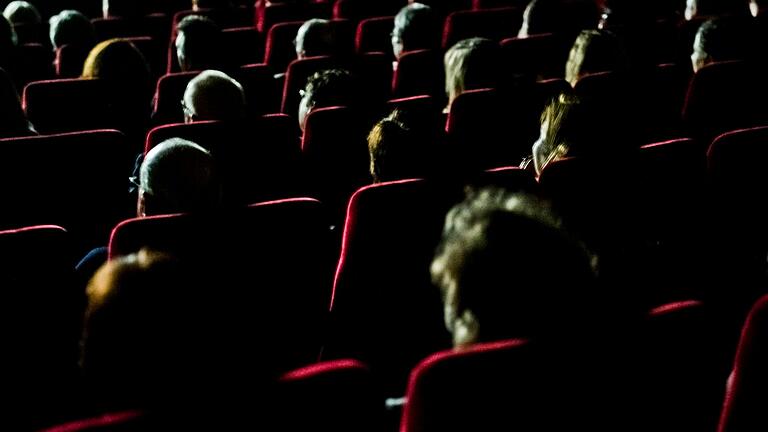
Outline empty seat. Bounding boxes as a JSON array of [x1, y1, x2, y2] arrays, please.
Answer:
[[442, 7, 522, 49], [257, 0, 332, 33], [327, 179, 473, 395], [152, 71, 198, 125], [108, 198, 335, 372], [277, 359, 384, 432], [392, 48, 444, 99], [145, 116, 302, 204], [355, 16, 395, 55], [23, 78, 112, 134], [222, 26, 264, 68], [500, 33, 570, 79], [719, 294, 768, 432], [36, 410, 146, 432], [263, 20, 304, 72], [0, 130, 134, 247]]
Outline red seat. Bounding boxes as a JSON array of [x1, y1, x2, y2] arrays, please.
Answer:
[[392, 48, 444, 99], [36, 411, 145, 432], [500, 33, 570, 79], [256, 0, 332, 33], [333, 0, 404, 21], [441, 7, 522, 49], [23, 78, 112, 134], [55, 44, 93, 78], [263, 20, 304, 72], [222, 26, 264, 68], [152, 71, 198, 125], [355, 16, 395, 55]]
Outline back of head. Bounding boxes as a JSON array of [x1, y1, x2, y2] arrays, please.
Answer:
[[298, 68, 359, 130], [3, 1, 40, 26], [393, 3, 438, 58], [82, 38, 151, 94], [0, 16, 17, 53], [519, 0, 564, 38], [295, 18, 335, 59], [81, 250, 206, 409], [367, 110, 427, 183], [685, 0, 751, 20], [432, 187, 597, 347], [139, 138, 222, 216], [103, 0, 152, 18], [692, 17, 751, 71], [183, 69, 246, 122], [565, 29, 628, 86], [444, 37, 500, 105], [49, 10, 96, 51], [175, 15, 222, 72]]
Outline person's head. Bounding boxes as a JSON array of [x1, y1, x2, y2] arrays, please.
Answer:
[[193, 0, 233, 10], [298, 68, 358, 131], [685, 0, 750, 20], [531, 92, 623, 175], [690, 17, 749, 72], [138, 138, 223, 216], [392, 3, 438, 59], [294, 18, 335, 59], [444, 37, 500, 107], [81, 249, 205, 408], [518, 0, 563, 38], [431, 187, 596, 348], [3, 1, 41, 26], [175, 15, 222, 72], [49, 10, 96, 51], [82, 38, 151, 90], [182, 70, 246, 123], [368, 110, 426, 183], [102, 0, 152, 19], [564, 29, 628, 87]]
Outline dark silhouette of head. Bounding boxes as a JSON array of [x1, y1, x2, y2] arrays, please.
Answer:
[[182, 69, 246, 123], [690, 17, 750, 72], [175, 15, 223, 72], [392, 3, 438, 59], [49, 10, 96, 51], [518, 0, 564, 38], [3, 1, 40, 26], [138, 138, 223, 216], [298, 68, 359, 131], [444, 37, 500, 107], [82, 38, 151, 91], [565, 29, 628, 86], [295, 18, 335, 59], [432, 187, 597, 348], [80, 249, 208, 411], [193, 0, 234, 10], [0, 15, 17, 53]]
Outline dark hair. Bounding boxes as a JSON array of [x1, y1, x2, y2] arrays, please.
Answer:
[[695, 17, 750, 62], [303, 68, 359, 109], [522, 0, 564, 36], [393, 3, 438, 52], [367, 110, 426, 183], [176, 15, 222, 71]]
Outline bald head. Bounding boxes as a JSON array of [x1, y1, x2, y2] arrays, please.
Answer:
[[295, 18, 334, 59], [183, 70, 246, 122], [139, 138, 222, 216]]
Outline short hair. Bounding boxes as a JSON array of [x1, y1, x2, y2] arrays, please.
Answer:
[[175, 15, 222, 72], [444, 37, 500, 105], [393, 3, 438, 53], [139, 138, 222, 215], [3, 1, 41, 26], [694, 17, 750, 63], [183, 70, 246, 122], [302, 68, 359, 110], [295, 18, 335, 58], [431, 187, 596, 345], [49, 10, 96, 50], [81, 249, 205, 406], [367, 110, 426, 183], [565, 29, 628, 86]]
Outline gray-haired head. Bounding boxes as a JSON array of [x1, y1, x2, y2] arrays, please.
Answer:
[[183, 70, 246, 123]]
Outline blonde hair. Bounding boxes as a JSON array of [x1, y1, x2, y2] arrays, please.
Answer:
[[444, 37, 498, 105], [564, 30, 627, 87]]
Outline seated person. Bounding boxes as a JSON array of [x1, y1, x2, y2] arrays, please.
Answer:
[[367, 110, 429, 183], [431, 187, 598, 348], [298, 68, 360, 131], [295, 18, 335, 60], [443, 37, 500, 111], [182, 69, 246, 123], [564, 29, 629, 87], [175, 15, 224, 72], [391, 3, 439, 60], [49, 10, 96, 52], [690, 17, 751, 73]]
